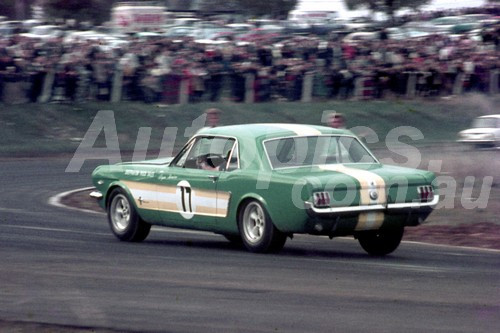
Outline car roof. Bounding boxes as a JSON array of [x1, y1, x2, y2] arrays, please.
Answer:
[[198, 123, 351, 141], [196, 124, 355, 171], [478, 114, 500, 119]]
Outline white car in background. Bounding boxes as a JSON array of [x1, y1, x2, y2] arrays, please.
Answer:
[[163, 26, 197, 38], [458, 115, 500, 148], [21, 25, 63, 40], [63, 30, 128, 50], [343, 31, 379, 44], [344, 17, 375, 31]]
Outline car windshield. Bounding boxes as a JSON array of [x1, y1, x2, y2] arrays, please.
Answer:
[[264, 135, 377, 169], [472, 118, 497, 128]]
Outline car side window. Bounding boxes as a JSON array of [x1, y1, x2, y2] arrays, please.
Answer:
[[175, 136, 237, 171], [172, 139, 195, 168], [226, 142, 239, 171]]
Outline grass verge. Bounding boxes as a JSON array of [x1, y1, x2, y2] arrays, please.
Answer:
[[1, 94, 498, 157]]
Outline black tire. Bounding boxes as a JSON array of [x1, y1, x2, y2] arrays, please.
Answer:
[[238, 200, 287, 253], [107, 188, 151, 242], [357, 227, 404, 256]]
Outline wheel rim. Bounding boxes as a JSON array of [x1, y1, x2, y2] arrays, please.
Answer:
[[242, 202, 266, 244], [110, 194, 131, 232]]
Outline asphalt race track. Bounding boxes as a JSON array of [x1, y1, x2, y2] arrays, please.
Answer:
[[1, 158, 499, 332]]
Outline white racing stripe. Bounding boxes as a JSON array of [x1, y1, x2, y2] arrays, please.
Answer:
[[123, 181, 230, 218], [192, 192, 219, 208], [265, 124, 322, 136], [320, 164, 386, 230], [131, 188, 164, 202]]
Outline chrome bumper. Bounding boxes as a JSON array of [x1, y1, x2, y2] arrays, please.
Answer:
[[90, 191, 103, 200], [306, 195, 439, 214]]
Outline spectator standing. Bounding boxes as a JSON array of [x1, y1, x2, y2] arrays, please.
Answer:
[[204, 108, 221, 128], [27, 56, 46, 102], [327, 112, 345, 129], [206, 61, 224, 102]]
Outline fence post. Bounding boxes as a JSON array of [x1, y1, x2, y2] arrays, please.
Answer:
[[453, 72, 465, 95], [39, 69, 54, 103], [111, 68, 123, 102], [354, 76, 363, 98], [406, 72, 417, 98], [244, 73, 255, 104], [301, 72, 313, 102], [489, 69, 499, 95], [179, 77, 189, 105]]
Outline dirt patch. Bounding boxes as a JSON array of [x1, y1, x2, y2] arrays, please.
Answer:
[[66, 189, 500, 251], [404, 223, 500, 250], [61, 189, 102, 213]]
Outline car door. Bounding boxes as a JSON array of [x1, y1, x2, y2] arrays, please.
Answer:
[[156, 136, 235, 230]]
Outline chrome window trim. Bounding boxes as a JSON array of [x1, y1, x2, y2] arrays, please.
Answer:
[[170, 136, 197, 167], [225, 140, 240, 171], [262, 134, 380, 170]]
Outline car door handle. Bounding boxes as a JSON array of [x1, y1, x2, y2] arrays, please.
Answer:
[[208, 175, 219, 182]]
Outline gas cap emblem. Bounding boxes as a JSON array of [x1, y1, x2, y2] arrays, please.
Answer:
[[369, 181, 378, 201]]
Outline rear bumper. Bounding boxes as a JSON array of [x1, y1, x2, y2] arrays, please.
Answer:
[[302, 195, 439, 236], [305, 195, 439, 215]]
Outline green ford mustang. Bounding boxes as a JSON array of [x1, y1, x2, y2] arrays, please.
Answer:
[[91, 124, 439, 255]]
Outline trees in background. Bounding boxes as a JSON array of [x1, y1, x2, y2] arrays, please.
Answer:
[[42, 0, 116, 25], [234, 0, 297, 18], [0, 0, 36, 20], [196, 0, 297, 18], [1, 0, 298, 23], [344, 0, 431, 20], [54, 0, 299, 22]]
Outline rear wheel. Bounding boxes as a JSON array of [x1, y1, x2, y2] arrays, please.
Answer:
[[238, 200, 286, 253], [108, 188, 151, 242], [357, 227, 404, 256]]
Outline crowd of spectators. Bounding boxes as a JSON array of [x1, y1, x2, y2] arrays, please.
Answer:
[[0, 16, 499, 104]]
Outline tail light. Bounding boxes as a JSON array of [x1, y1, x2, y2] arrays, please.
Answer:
[[313, 192, 331, 208], [417, 186, 434, 202]]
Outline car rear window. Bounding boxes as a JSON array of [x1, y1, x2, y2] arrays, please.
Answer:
[[264, 135, 377, 169]]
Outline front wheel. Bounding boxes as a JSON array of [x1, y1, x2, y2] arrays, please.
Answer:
[[357, 227, 404, 256], [107, 188, 151, 242], [238, 200, 286, 253]]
